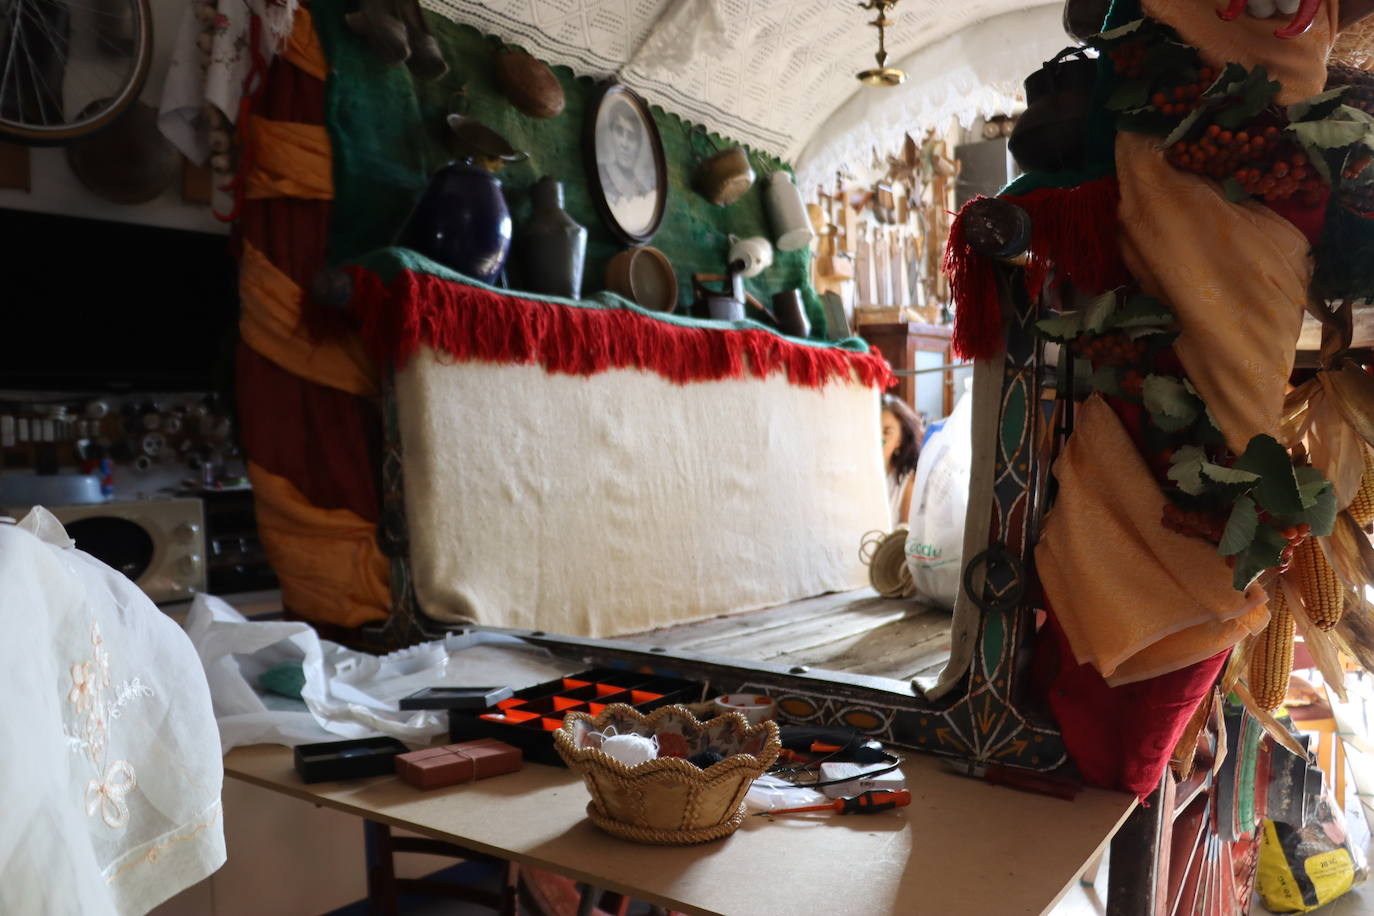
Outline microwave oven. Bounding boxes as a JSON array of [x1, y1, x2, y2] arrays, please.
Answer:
[[16, 498, 208, 604]]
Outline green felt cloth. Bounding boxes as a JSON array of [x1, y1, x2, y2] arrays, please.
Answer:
[[259, 661, 306, 700], [354, 246, 873, 352], [310, 0, 827, 336]]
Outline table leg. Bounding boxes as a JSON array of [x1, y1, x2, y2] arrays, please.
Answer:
[[575, 882, 598, 916], [503, 859, 520, 916], [364, 819, 399, 916]]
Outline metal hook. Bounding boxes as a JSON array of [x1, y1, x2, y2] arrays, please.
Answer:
[[961, 543, 1026, 615]]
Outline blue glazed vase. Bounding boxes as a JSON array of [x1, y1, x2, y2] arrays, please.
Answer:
[[397, 160, 512, 284]]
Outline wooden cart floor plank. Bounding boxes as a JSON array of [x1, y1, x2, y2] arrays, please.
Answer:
[[619, 588, 954, 681], [631, 588, 888, 651], [774, 612, 953, 679]]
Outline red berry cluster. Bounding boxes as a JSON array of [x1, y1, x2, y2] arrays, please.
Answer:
[[1168, 125, 1324, 206], [1148, 67, 1216, 117], [1108, 42, 1147, 79], [1162, 503, 1227, 543], [1273, 523, 1312, 573], [1070, 332, 1148, 367]]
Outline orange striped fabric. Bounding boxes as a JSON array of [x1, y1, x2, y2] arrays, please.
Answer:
[[237, 6, 390, 628]]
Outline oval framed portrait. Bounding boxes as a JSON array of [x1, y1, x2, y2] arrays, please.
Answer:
[[584, 81, 668, 246]]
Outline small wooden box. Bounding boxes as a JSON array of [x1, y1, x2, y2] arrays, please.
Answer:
[[396, 739, 523, 790]]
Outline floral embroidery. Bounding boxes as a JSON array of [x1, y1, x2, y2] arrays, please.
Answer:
[[107, 678, 154, 720], [69, 661, 96, 712], [84, 710, 107, 763], [85, 761, 136, 829], [92, 623, 110, 687], [65, 622, 138, 831]]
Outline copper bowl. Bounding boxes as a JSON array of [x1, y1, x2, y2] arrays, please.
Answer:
[[692, 147, 755, 207], [605, 246, 678, 312]]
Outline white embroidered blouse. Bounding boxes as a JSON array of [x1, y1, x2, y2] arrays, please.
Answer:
[[0, 509, 225, 915]]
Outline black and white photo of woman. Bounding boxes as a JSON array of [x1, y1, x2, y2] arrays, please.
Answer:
[[596, 95, 658, 236]]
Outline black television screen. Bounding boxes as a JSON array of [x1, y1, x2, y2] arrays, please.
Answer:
[[0, 208, 240, 392]]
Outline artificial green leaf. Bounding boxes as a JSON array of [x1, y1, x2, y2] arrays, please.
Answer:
[[1151, 410, 1196, 433], [1203, 62, 1250, 99], [1118, 110, 1178, 137], [1160, 106, 1207, 148], [1288, 86, 1350, 123], [1108, 80, 1153, 112], [1089, 366, 1123, 397], [1291, 466, 1338, 535], [1080, 291, 1118, 334], [1108, 296, 1174, 328], [1144, 374, 1200, 432], [1340, 104, 1374, 125], [1096, 18, 1144, 41], [1169, 445, 1208, 496], [1240, 65, 1282, 111], [1300, 139, 1334, 184], [1196, 402, 1227, 446], [1125, 292, 1171, 312], [1223, 177, 1250, 203], [1232, 554, 1267, 591], [1298, 476, 1327, 503], [1211, 66, 1282, 129], [1199, 462, 1261, 500], [1128, 327, 1173, 341], [1219, 496, 1259, 557], [1234, 434, 1305, 518], [1232, 526, 1288, 590], [1289, 117, 1371, 150], [1035, 314, 1082, 342]]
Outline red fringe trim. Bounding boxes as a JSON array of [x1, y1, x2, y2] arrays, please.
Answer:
[[945, 178, 1129, 362], [943, 201, 1003, 362], [1018, 178, 1128, 298], [347, 268, 895, 391]]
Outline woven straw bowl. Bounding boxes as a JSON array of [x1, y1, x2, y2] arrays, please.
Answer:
[[554, 704, 780, 845]]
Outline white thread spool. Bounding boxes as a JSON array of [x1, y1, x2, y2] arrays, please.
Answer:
[[599, 732, 658, 767]]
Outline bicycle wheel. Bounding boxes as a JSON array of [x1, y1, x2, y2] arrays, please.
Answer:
[[0, 0, 152, 145]]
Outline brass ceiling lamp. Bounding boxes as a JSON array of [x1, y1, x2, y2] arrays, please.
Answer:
[[856, 0, 906, 87]]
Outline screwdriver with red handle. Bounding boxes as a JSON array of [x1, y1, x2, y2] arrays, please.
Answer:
[[755, 789, 911, 816]]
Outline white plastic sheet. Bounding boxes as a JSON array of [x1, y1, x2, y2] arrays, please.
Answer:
[[184, 594, 579, 751]]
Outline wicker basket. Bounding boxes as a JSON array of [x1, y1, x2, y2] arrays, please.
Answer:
[[554, 704, 780, 845]]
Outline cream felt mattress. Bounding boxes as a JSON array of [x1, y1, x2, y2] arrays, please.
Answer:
[[395, 349, 890, 637]]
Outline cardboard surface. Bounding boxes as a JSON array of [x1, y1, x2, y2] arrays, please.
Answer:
[[226, 744, 1135, 916]]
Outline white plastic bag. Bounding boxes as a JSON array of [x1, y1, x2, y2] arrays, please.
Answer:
[[905, 382, 975, 609], [184, 594, 577, 750]]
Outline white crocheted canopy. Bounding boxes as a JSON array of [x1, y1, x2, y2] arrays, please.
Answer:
[[418, 0, 1069, 185]]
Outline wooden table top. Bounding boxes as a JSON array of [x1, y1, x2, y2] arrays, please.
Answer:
[[225, 745, 1134, 916]]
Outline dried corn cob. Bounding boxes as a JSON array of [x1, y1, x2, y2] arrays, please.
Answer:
[[1249, 585, 1295, 711], [1349, 446, 1374, 527], [1292, 537, 1344, 631]]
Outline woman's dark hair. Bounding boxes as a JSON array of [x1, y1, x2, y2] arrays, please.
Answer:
[[882, 394, 922, 478]]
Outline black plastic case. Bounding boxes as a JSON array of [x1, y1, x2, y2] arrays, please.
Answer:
[[399, 685, 516, 710], [293, 736, 409, 783]]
